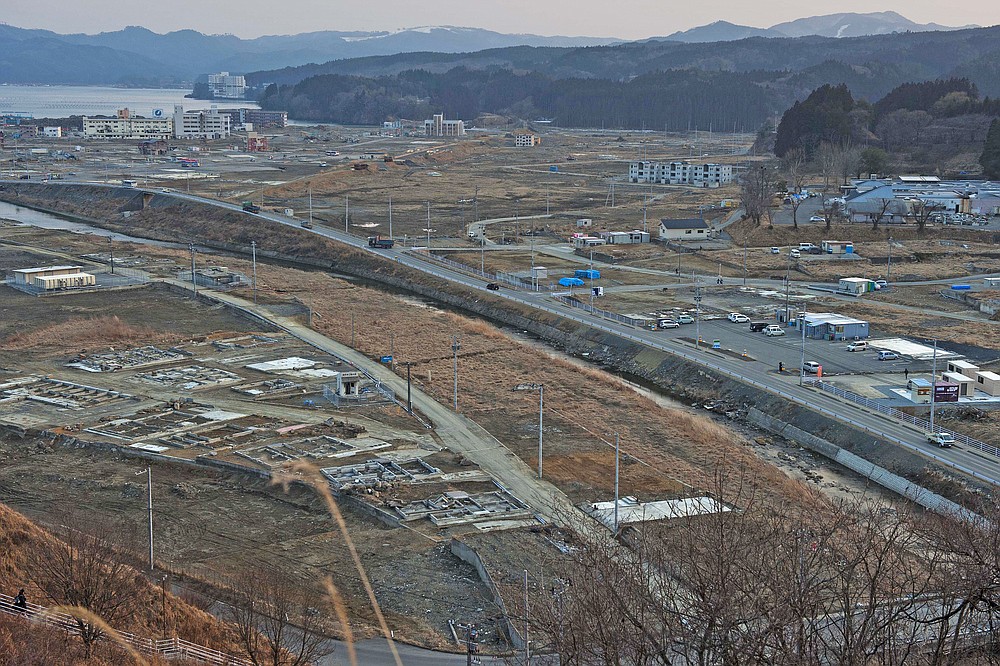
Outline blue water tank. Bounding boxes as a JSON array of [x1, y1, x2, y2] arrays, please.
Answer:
[[951, 284, 972, 290]]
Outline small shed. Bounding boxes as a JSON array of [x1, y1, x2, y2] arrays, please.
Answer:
[[572, 236, 606, 248], [942, 372, 975, 397], [531, 266, 548, 279], [839, 277, 876, 294], [576, 218, 593, 228], [606, 230, 650, 244], [909, 378, 932, 404], [975, 371, 1000, 396], [798, 312, 869, 340]]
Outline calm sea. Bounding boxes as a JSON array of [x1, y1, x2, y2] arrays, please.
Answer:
[[0, 85, 258, 118]]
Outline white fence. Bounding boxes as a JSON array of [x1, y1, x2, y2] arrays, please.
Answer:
[[805, 379, 1000, 458], [0, 592, 251, 665]]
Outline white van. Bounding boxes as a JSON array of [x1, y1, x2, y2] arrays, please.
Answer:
[[847, 341, 867, 352], [764, 325, 785, 336]]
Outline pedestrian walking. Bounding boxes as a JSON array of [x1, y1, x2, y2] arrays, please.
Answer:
[[13, 589, 27, 614], [904, 368, 909, 381]]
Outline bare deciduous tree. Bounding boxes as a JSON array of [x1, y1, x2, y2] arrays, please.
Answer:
[[27, 516, 143, 656], [740, 164, 773, 227], [227, 566, 331, 666]]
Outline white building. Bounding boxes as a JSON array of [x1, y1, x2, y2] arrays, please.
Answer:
[[658, 218, 710, 240], [83, 108, 173, 140], [208, 72, 247, 99], [42, 126, 62, 138], [424, 113, 465, 137], [604, 230, 650, 244], [173, 105, 231, 140], [629, 161, 734, 188]]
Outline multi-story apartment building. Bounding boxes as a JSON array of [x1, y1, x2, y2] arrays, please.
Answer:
[[424, 113, 465, 137], [172, 105, 231, 140], [83, 108, 173, 140], [628, 161, 734, 188]]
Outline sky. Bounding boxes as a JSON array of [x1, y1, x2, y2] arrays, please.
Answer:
[[1, 0, 998, 39]]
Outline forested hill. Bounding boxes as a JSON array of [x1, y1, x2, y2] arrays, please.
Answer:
[[247, 25, 1000, 94], [254, 24, 1000, 132]]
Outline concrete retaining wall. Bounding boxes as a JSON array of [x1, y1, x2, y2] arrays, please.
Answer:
[[748, 408, 978, 521], [450, 538, 523, 650]]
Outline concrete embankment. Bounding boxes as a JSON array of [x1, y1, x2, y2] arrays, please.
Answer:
[[1, 182, 988, 505]]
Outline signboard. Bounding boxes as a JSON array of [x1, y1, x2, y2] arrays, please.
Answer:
[[152, 108, 165, 118], [934, 383, 959, 403], [380, 355, 393, 364]]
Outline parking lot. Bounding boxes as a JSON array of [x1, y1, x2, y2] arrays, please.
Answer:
[[646, 317, 933, 376]]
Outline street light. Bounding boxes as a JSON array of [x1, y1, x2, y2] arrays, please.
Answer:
[[451, 336, 461, 412], [513, 383, 544, 479], [798, 312, 807, 386], [887, 236, 893, 282], [134, 466, 153, 571]]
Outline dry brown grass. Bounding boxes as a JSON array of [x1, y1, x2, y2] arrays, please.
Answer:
[[0, 316, 180, 352]]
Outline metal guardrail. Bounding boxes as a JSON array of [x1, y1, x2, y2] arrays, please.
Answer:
[[805, 379, 1000, 458], [0, 593, 251, 665], [412, 249, 539, 290], [553, 294, 642, 326]]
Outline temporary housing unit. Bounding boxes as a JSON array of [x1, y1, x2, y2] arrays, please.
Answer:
[[946, 360, 980, 380], [821, 240, 854, 254], [839, 277, 877, 294], [942, 371, 975, 397], [975, 371, 1000, 396]]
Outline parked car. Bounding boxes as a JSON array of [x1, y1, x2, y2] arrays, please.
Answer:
[[727, 313, 750, 323], [770, 246, 781, 254], [875, 279, 888, 289], [802, 361, 822, 374], [928, 432, 955, 448], [789, 249, 801, 259], [749, 321, 769, 332], [764, 325, 785, 336], [486, 283, 501, 291], [847, 341, 868, 352], [877, 350, 900, 361], [675, 314, 695, 324], [658, 319, 680, 329], [809, 215, 825, 222]]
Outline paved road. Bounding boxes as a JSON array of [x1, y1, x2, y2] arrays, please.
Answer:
[[7, 182, 1000, 487]]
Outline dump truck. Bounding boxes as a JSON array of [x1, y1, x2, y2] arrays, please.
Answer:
[[368, 235, 395, 249], [242, 201, 261, 213]]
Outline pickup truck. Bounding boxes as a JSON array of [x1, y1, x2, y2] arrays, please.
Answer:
[[242, 202, 261, 214], [928, 432, 955, 448]]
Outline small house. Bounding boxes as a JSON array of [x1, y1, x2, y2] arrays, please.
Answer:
[[946, 360, 980, 380], [942, 371, 975, 397], [659, 218, 709, 241]]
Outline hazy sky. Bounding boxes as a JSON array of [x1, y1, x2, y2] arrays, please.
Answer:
[[1, 0, 998, 39]]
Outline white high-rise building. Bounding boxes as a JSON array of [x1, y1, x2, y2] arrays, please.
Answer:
[[83, 108, 173, 140], [173, 105, 231, 140], [207, 72, 247, 99]]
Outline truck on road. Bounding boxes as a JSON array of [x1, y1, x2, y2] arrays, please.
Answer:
[[368, 235, 395, 249], [242, 201, 261, 214]]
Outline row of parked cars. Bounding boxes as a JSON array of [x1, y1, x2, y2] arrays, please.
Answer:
[[728, 313, 785, 336]]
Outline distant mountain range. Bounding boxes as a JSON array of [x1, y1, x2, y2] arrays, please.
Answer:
[[0, 12, 988, 86], [659, 11, 977, 43], [0, 24, 618, 85]]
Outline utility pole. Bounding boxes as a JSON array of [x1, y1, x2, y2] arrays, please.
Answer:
[[308, 185, 313, 227], [400, 362, 414, 414], [743, 236, 749, 287], [799, 313, 807, 386], [930, 339, 938, 432], [474, 185, 479, 223], [537, 385, 543, 480], [589, 250, 595, 310], [351, 312, 355, 348], [642, 193, 648, 234], [887, 236, 893, 281], [694, 280, 702, 349], [345, 194, 349, 233], [108, 236, 114, 275], [388, 195, 393, 240], [426, 201, 431, 246], [452, 336, 461, 412], [189, 243, 197, 295], [614, 432, 620, 535], [524, 570, 531, 666], [251, 240, 257, 305], [480, 233, 485, 276], [135, 466, 154, 571]]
